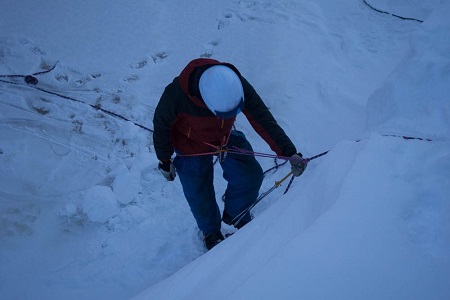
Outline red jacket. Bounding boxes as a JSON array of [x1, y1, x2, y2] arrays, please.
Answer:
[[153, 58, 297, 161]]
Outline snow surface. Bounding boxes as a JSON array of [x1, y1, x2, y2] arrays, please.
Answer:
[[1, 0, 449, 299]]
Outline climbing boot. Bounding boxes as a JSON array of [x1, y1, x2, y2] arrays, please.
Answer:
[[204, 231, 225, 250]]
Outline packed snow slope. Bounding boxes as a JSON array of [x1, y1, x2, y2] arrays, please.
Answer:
[[1, 0, 449, 299]]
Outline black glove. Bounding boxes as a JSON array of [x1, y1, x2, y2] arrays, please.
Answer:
[[158, 160, 176, 181], [289, 153, 307, 177]]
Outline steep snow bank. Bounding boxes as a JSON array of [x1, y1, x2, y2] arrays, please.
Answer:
[[367, 1, 450, 140], [136, 1, 450, 299]]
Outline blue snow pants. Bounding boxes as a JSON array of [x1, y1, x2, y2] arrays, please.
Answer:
[[173, 130, 264, 235]]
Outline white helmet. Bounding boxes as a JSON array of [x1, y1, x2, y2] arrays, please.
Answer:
[[199, 65, 244, 118]]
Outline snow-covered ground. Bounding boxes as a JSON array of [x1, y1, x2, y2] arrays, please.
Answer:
[[1, 0, 449, 299]]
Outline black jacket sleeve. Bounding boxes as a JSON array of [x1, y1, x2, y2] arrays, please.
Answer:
[[153, 80, 178, 161], [241, 77, 297, 157]]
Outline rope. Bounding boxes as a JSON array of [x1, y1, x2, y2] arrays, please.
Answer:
[[384, 134, 433, 142], [263, 159, 288, 176], [229, 170, 294, 226], [362, 0, 423, 23], [0, 62, 58, 83], [227, 133, 436, 226], [0, 64, 154, 133]]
